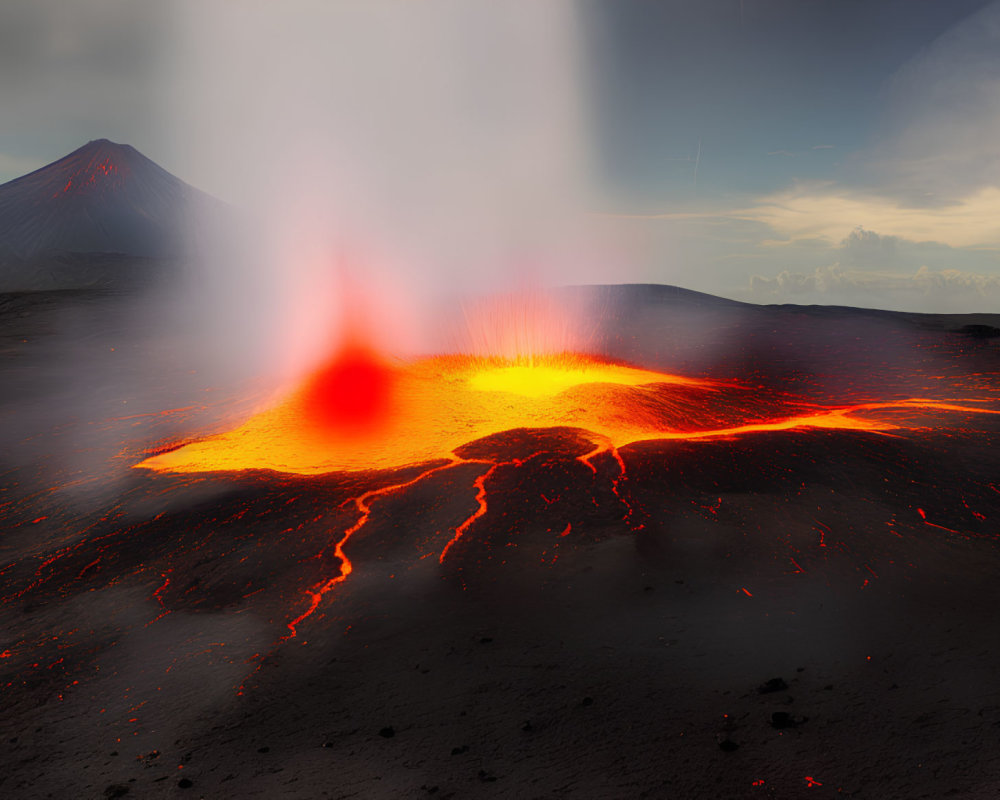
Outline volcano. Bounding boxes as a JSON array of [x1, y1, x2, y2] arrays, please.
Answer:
[[0, 139, 219, 261]]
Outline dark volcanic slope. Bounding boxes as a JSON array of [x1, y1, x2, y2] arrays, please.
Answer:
[[1, 287, 999, 799], [0, 139, 217, 259]]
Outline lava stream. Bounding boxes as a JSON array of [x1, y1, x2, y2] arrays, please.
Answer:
[[130, 352, 1000, 658], [438, 464, 498, 564], [576, 435, 631, 521], [284, 457, 468, 639]]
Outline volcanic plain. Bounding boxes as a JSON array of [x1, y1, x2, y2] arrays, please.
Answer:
[[2, 283, 1000, 799]]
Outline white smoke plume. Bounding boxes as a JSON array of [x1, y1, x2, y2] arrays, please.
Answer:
[[165, 1, 605, 380]]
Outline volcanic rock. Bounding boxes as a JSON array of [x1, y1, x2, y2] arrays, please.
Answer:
[[960, 324, 1000, 339], [758, 677, 789, 694], [770, 711, 808, 729]]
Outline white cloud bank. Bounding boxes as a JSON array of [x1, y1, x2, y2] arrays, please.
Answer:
[[745, 228, 1000, 312], [742, 185, 1000, 250], [751, 263, 1000, 300]]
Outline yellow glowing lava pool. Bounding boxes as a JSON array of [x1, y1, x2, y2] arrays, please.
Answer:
[[136, 352, 996, 476]]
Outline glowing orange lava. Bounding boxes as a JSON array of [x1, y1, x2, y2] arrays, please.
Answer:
[[283, 457, 464, 638], [134, 351, 1000, 644], [136, 353, 998, 477]]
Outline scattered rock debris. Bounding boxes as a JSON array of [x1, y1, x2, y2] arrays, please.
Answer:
[[758, 677, 789, 694], [770, 711, 808, 729]]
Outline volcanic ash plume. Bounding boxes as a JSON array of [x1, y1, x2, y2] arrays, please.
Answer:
[[168, 0, 601, 380]]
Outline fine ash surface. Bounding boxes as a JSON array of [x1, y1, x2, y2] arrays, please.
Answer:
[[2, 282, 1000, 799]]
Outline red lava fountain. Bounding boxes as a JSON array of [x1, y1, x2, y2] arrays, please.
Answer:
[[298, 344, 397, 437]]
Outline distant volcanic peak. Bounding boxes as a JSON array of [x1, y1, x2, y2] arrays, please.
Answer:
[[0, 138, 192, 203], [0, 138, 212, 260]]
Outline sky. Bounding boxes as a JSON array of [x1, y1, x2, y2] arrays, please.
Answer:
[[2, 0, 1000, 312]]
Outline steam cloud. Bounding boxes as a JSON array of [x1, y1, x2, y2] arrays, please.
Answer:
[[167, 1, 607, 382]]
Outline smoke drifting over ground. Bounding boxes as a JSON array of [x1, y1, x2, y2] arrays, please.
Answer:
[[167, 0, 609, 379]]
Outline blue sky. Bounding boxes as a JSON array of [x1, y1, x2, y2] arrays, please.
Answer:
[[588, 0, 993, 202], [2, 0, 1000, 311], [583, 0, 1000, 310]]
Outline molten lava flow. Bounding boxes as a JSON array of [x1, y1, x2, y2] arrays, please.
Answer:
[[439, 463, 499, 563], [134, 350, 1000, 641], [136, 353, 722, 475], [136, 353, 999, 477], [466, 356, 701, 398], [283, 457, 470, 639]]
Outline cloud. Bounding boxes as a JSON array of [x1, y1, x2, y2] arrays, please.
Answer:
[[0, 1, 170, 180], [740, 183, 1000, 248], [732, 2, 1000, 280], [745, 227, 1000, 311], [160, 0, 606, 380], [861, 1, 1000, 204], [750, 263, 1000, 298], [839, 227, 899, 264], [811, 144, 834, 150]]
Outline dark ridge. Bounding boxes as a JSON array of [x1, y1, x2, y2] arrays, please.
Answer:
[[959, 323, 1000, 339], [578, 282, 751, 309]]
